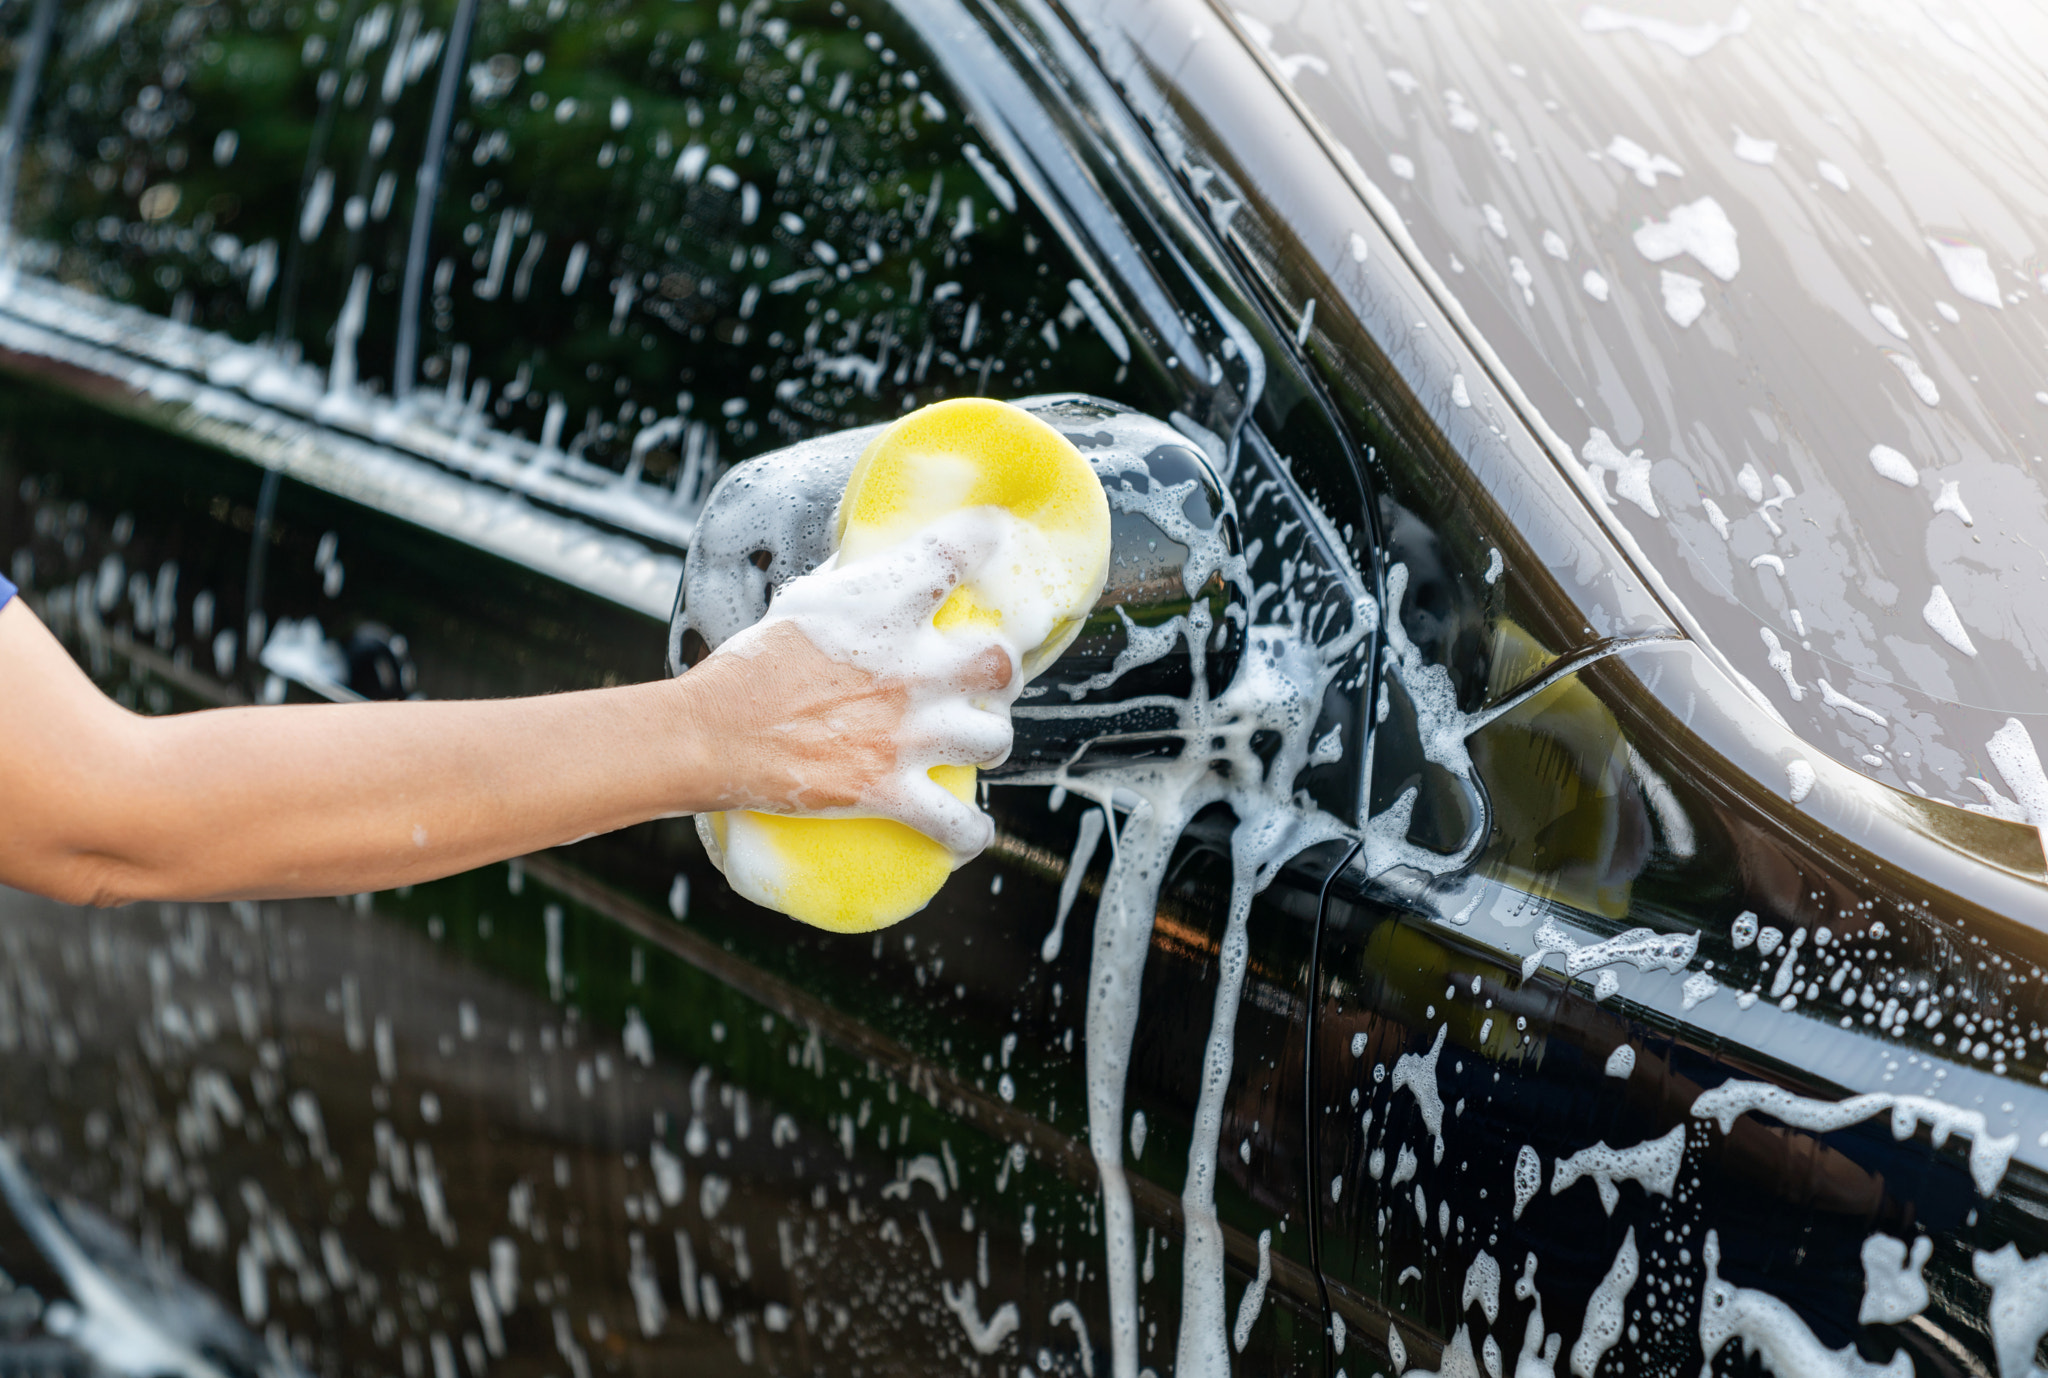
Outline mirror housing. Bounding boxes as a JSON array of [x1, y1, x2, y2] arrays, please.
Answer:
[[670, 394, 1243, 777]]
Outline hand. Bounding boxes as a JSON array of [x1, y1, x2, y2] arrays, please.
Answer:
[[683, 513, 1020, 862]]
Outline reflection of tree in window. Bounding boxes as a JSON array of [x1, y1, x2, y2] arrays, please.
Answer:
[[7, 0, 1129, 488]]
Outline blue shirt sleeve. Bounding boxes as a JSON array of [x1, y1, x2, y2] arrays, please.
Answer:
[[0, 567, 14, 612]]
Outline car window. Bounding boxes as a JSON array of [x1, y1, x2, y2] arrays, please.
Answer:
[[10, 0, 1128, 496]]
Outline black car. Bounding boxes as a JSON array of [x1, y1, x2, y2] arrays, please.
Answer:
[[1, 0, 2045, 1376]]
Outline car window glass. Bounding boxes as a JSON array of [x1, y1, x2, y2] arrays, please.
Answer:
[[8, 0, 1131, 496]]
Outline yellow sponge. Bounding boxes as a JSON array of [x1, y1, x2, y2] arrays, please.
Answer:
[[703, 398, 1111, 931]]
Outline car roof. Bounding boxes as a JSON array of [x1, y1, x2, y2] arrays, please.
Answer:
[[1221, 0, 2048, 817]]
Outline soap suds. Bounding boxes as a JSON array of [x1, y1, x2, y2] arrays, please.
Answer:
[[1633, 197, 1740, 280], [1392, 1025, 1450, 1164], [1660, 271, 1707, 327], [1569, 1228, 1638, 1378], [1692, 1080, 2018, 1194], [1513, 1145, 1542, 1220], [1582, 5, 1752, 57], [941, 1281, 1021, 1354], [1925, 237, 2003, 310], [1581, 429, 1660, 517], [1974, 1244, 2048, 1378], [1931, 479, 1974, 526], [1230, 1229, 1271, 1352], [1786, 759, 1816, 803], [1605, 136, 1683, 187], [1550, 1127, 1684, 1214], [1041, 806, 1106, 962], [1702, 1231, 1910, 1378], [1868, 444, 1919, 486], [1731, 128, 1777, 164], [1886, 354, 1940, 406], [1921, 586, 1977, 657], [1858, 1235, 1932, 1324]]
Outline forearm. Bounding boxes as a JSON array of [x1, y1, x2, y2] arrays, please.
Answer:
[[85, 679, 716, 902], [2, 586, 753, 904]]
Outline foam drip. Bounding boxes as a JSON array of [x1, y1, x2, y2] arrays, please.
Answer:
[[1001, 442, 1372, 1377], [1701, 1231, 1911, 1378], [1691, 1079, 2018, 1195]]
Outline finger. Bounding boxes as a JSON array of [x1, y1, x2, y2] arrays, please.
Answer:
[[934, 637, 1018, 697], [903, 699, 1014, 768], [879, 772, 995, 865]]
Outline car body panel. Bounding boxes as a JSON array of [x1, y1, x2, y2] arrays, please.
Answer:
[[1216, 0, 2048, 816]]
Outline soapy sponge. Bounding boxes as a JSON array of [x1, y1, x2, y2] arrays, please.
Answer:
[[701, 398, 1111, 932]]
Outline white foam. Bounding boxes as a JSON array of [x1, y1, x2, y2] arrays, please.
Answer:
[[1818, 160, 1850, 192], [1974, 1244, 2048, 1378], [1660, 271, 1707, 327], [1869, 303, 1908, 340], [1551, 1127, 1684, 1214], [1702, 1231, 1910, 1378], [1568, 1227, 1638, 1378], [1582, 5, 1752, 56], [1392, 1025, 1450, 1164], [1581, 270, 1609, 302], [1786, 759, 1816, 803], [1932, 479, 1974, 526], [1048, 1299, 1094, 1376], [1818, 679, 1886, 726], [1731, 911, 1757, 947], [1633, 197, 1740, 281], [1463, 1251, 1501, 1324], [1692, 1079, 2017, 1194], [1604, 1046, 1636, 1079], [1988, 719, 2048, 837], [1409, 1326, 1478, 1378], [1011, 488, 1372, 1378], [0, 1142, 234, 1378], [1605, 136, 1683, 187], [1230, 1229, 1271, 1353], [1887, 353, 1941, 406], [1513, 1145, 1542, 1220], [1925, 238, 2003, 310], [1731, 129, 1777, 164], [1565, 926, 1698, 978], [1682, 972, 1719, 1010], [1868, 444, 1919, 486], [1042, 806, 1106, 961], [1581, 429, 1660, 517], [1859, 1234, 1932, 1324], [1922, 585, 1978, 656], [1759, 628, 1803, 700]]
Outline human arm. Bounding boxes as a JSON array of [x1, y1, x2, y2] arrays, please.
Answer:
[[0, 536, 1013, 906]]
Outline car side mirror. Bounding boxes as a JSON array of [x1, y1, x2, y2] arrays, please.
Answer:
[[669, 394, 1244, 777]]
